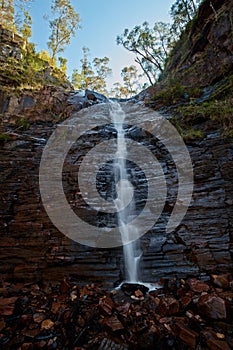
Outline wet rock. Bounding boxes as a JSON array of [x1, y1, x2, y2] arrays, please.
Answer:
[[203, 330, 231, 350], [198, 295, 226, 319], [0, 278, 233, 349], [33, 313, 46, 323], [0, 297, 18, 316], [180, 295, 192, 309], [0, 101, 233, 287], [103, 315, 124, 332], [211, 274, 230, 289], [0, 319, 5, 331], [130, 294, 144, 301], [121, 283, 149, 297], [99, 296, 114, 316], [41, 319, 54, 330], [174, 322, 198, 348], [188, 278, 210, 293], [136, 325, 161, 349], [51, 301, 63, 314], [21, 328, 40, 338], [66, 89, 108, 113], [206, 339, 231, 350], [98, 337, 129, 350], [60, 279, 70, 293], [157, 296, 179, 316], [86, 89, 108, 103], [115, 302, 130, 317], [21, 343, 34, 350]]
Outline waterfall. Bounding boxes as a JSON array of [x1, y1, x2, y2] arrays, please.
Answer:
[[110, 101, 141, 282]]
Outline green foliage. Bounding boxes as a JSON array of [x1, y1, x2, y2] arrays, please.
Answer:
[[110, 65, 146, 98], [117, 21, 172, 85], [0, 41, 69, 90], [177, 99, 233, 136], [0, 0, 15, 31], [120, 65, 138, 96], [47, 0, 80, 60], [72, 47, 112, 94], [182, 128, 203, 141], [155, 83, 186, 104], [152, 80, 201, 106], [116, 0, 204, 86], [170, 110, 204, 142], [19, 9, 32, 40], [167, 71, 233, 139], [58, 56, 67, 74], [0, 133, 11, 145], [110, 83, 129, 99], [15, 116, 30, 130], [0, 0, 33, 36], [170, 0, 200, 37], [38, 50, 56, 67]]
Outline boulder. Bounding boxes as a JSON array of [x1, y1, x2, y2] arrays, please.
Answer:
[[157, 296, 179, 316], [188, 278, 210, 293], [197, 294, 226, 319]]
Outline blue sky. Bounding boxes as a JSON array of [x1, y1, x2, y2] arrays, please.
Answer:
[[30, 0, 174, 88]]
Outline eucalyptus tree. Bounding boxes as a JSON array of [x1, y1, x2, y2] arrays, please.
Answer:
[[117, 21, 172, 85], [47, 0, 80, 60]]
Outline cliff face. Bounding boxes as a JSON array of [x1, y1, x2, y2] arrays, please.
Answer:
[[0, 101, 232, 286], [0, 1, 233, 287], [165, 0, 233, 88]]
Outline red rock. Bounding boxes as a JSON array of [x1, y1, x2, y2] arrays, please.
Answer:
[[115, 302, 130, 317], [180, 295, 192, 309], [99, 296, 114, 316], [77, 315, 85, 327], [103, 315, 124, 332], [177, 286, 188, 298], [174, 322, 198, 348], [51, 301, 64, 314], [218, 291, 233, 301], [211, 275, 230, 289], [21, 314, 32, 325], [216, 333, 225, 339], [41, 319, 54, 330], [33, 313, 46, 323], [22, 328, 40, 338], [0, 297, 18, 316], [21, 344, 34, 350], [188, 278, 210, 293], [206, 338, 231, 350], [0, 319, 5, 331], [135, 289, 144, 298], [157, 296, 179, 316], [197, 294, 226, 319], [159, 317, 172, 324], [60, 279, 70, 293], [131, 295, 144, 301]]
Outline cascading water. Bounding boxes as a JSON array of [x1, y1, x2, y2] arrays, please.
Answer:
[[109, 101, 141, 283]]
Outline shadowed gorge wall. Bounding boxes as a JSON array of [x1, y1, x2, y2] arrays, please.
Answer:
[[0, 106, 232, 287]]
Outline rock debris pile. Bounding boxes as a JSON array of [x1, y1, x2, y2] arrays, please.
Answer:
[[0, 274, 233, 349]]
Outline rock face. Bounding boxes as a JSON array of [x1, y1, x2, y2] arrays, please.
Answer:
[[0, 100, 232, 286], [165, 0, 233, 88], [0, 25, 26, 60], [0, 87, 109, 120], [0, 86, 70, 120], [0, 26, 26, 86]]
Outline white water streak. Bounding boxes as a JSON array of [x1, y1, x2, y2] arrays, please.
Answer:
[[110, 101, 141, 282]]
